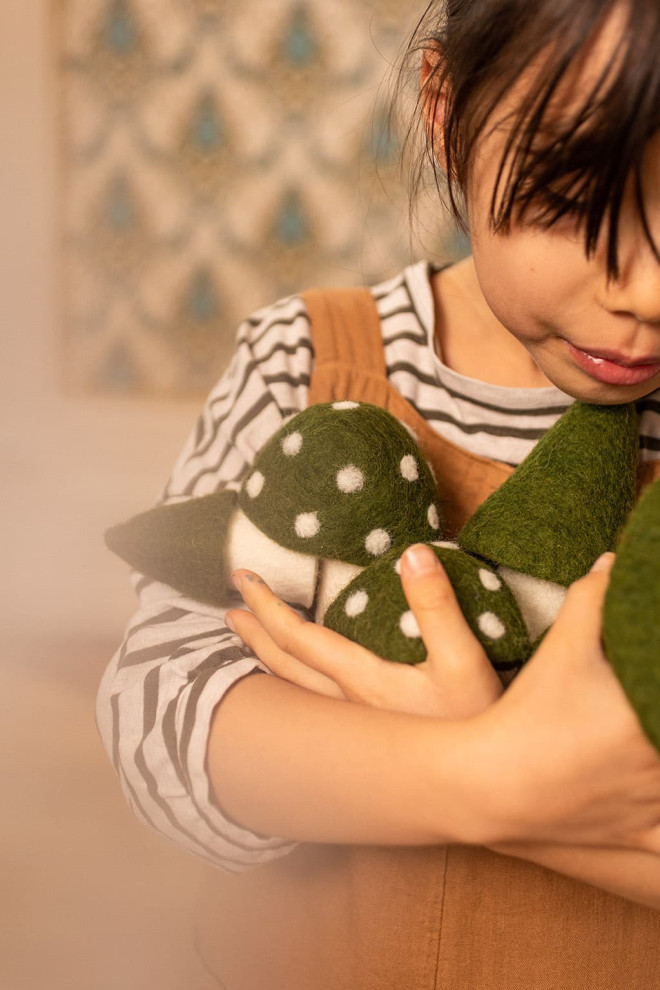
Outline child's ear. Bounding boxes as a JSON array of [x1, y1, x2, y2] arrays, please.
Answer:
[[420, 45, 449, 173]]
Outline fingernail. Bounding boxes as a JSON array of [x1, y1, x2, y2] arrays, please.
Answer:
[[403, 544, 439, 575], [590, 551, 615, 573], [231, 571, 243, 592], [225, 612, 236, 633]]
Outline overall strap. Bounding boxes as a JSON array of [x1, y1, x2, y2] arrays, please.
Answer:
[[303, 287, 387, 382]]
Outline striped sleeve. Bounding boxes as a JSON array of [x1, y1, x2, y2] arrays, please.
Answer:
[[96, 296, 315, 872]]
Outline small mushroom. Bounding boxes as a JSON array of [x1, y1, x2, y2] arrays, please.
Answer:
[[324, 543, 531, 678], [238, 402, 441, 566]]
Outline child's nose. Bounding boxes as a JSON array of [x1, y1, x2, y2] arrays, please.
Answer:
[[602, 243, 660, 327]]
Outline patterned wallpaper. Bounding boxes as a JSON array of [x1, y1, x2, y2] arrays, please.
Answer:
[[58, 0, 466, 396]]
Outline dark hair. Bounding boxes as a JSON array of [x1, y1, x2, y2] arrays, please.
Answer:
[[400, 0, 660, 279]]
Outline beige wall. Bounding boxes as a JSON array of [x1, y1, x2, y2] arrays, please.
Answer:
[[1, 0, 201, 647]]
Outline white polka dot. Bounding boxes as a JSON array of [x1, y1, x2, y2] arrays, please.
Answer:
[[478, 612, 507, 640], [282, 431, 303, 456], [432, 540, 459, 550], [394, 557, 402, 575], [400, 422, 418, 441], [426, 460, 438, 485], [365, 529, 391, 556], [332, 401, 360, 411], [337, 465, 365, 493], [295, 512, 321, 538], [427, 504, 440, 530], [400, 455, 419, 482], [345, 590, 369, 617], [399, 610, 422, 639], [479, 568, 502, 592], [246, 471, 265, 498]]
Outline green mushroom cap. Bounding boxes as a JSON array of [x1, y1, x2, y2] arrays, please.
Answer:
[[239, 401, 443, 566], [104, 489, 238, 606], [603, 478, 660, 753], [324, 543, 532, 673], [458, 402, 639, 587]]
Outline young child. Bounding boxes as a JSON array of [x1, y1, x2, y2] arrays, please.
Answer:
[[97, 0, 660, 985]]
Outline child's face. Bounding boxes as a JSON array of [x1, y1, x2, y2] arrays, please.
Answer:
[[463, 7, 660, 404]]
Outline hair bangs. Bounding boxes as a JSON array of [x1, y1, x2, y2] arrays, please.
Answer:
[[485, 0, 660, 279], [406, 0, 660, 279]]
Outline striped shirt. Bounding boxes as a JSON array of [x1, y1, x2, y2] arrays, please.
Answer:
[[96, 259, 660, 873]]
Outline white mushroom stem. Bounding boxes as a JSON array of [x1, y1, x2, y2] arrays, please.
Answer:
[[225, 510, 318, 609], [315, 560, 366, 624], [497, 567, 567, 643]]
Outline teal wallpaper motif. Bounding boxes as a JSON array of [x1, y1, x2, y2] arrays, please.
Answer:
[[60, 0, 464, 395]]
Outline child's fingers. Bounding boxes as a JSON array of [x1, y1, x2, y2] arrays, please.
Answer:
[[225, 607, 345, 698], [231, 569, 382, 687], [631, 823, 660, 857], [232, 566, 502, 717], [399, 545, 502, 694], [546, 551, 615, 652]]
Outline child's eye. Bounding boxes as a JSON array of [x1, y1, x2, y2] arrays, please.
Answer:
[[543, 189, 585, 216], [522, 187, 587, 230]]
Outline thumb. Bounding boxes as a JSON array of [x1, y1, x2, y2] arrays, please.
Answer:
[[400, 544, 501, 688], [550, 551, 616, 647]]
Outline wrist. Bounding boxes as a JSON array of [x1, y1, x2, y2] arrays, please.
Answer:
[[440, 704, 541, 848], [423, 713, 511, 847]]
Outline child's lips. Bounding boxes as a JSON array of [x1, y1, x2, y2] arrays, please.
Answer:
[[567, 342, 660, 386]]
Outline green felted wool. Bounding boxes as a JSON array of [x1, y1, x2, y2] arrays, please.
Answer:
[[238, 401, 442, 566], [324, 543, 532, 672], [104, 490, 238, 606], [603, 479, 660, 753], [458, 402, 639, 586]]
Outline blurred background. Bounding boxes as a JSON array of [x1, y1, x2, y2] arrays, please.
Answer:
[[1, 1, 464, 986]]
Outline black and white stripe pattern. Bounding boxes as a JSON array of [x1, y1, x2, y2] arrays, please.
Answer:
[[96, 260, 660, 872]]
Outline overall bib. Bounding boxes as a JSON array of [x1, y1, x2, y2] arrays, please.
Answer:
[[196, 288, 660, 990]]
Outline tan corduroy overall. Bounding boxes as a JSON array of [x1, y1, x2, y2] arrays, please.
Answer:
[[196, 288, 660, 990]]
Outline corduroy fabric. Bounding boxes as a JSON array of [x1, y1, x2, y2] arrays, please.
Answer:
[[195, 287, 660, 990]]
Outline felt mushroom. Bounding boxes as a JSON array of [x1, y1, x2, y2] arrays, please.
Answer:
[[106, 400, 530, 678], [603, 477, 660, 752], [457, 401, 639, 645], [325, 542, 531, 674], [106, 401, 443, 614], [106, 399, 660, 749], [238, 401, 442, 566]]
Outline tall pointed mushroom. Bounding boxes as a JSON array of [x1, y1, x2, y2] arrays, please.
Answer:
[[603, 478, 660, 752], [458, 402, 639, 642]]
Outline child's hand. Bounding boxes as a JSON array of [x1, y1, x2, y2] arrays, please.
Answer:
[[471, 553, 660, 854], [227, 550, 660, 854], [226, 543, 503, 718]]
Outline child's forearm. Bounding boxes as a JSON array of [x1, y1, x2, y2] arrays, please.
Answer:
[[207, 673, 491, 847], [487, 840, 660, 912]]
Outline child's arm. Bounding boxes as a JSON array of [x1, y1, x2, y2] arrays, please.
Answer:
[[97, 297, 320, 871], [95, 575, 304, 869], [208, 673, 492, 846], [210, 665, 660, 908]]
